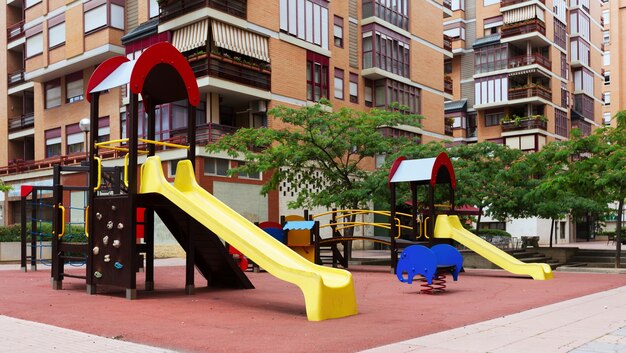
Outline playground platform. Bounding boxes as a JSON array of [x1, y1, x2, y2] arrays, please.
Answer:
[[1, 252, 626, 353]]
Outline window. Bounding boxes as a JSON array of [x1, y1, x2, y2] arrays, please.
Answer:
[[120, 112, 127, 140], [603, 92, 611, 105], [204, 157, 230, 176], [97, 117, 111, 142], [306, 51, 329, 102], [45, 79, 62, 109], [484, 111, 504, 126], [280, 0, 329, 49], [334, 68, 344, 100], [603, 112, 611, 125], [25, 25, 43, 58], [66, 72, 84, 103], [480, 222, 506, 230], [149, 0, 159, 18], [349, 73, 358, 103], [474, 44, 507, 74], [604, 71, 611, 85], [362, 24, 410, 78], [365, 78, 421, 114], [603, 10, 610, 27], [603, 31, 610, 44], [334, 16, 343, 48], [48, 15, 65, 49], [45, 128, 62, 158], [571, 37, 590, 66], [84, 0, 125, 33], [236, 161, 261, 180], [553, 19, 567, 49], [66, 124, 84, 155], [474, 75, 508, 105], [362, 0, 409, 30], [483, 16, 502, 36], [604, 51, 611, 66], [169, 158, 184, 177], [555, 109, 569, 137]]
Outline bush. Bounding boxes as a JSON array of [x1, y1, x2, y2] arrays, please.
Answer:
[[0, 223, 86, 242], [472, 228, 512, 238]]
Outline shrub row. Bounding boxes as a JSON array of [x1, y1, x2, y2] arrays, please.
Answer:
[[0, 224, 86, 242]]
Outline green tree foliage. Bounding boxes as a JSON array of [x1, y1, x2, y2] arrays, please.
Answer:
[[206, 101, 423, 211], [448, 142, 522, 229]]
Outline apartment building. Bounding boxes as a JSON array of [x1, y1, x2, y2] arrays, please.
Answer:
[[444, 0, 604, 242], [0, 0, 452, 226]]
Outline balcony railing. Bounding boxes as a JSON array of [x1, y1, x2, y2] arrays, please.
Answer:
[[443, 0, 452, 10], [573, 93, 595, 121], [501, 19, 546, 39], [159, 0, 246, 22], [8, 112, 34, 131], [7, 20, 25, 42], [189, 53, 271, 91], [501, 0, 544, 6], [8, 70, 25, 86], [443, 35, 452, 51], [501, 116, 548, 132], [508, 53, 551, 70], [508, 85, 552, 101], [444, 76, 453, 94], [0, 123, 244, 176]]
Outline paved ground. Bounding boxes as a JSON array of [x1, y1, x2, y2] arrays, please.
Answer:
[[1, 242, 625, 352]]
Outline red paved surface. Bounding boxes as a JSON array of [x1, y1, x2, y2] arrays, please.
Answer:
[[1, 265, 624, 353]]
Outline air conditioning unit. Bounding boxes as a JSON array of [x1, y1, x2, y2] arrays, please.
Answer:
[[250, 100, 267, 113]]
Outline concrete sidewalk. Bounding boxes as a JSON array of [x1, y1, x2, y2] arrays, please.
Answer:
[[2, 285, 626, 352], [363, 285, 626, 353]]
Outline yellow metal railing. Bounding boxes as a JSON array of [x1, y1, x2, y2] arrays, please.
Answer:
[[312, 209, 428, 240]]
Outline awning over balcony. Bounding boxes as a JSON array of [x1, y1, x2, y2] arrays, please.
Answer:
[[211, 20, 270, 63], [172, 20, 209, 53], [503, 4, 544, 24]]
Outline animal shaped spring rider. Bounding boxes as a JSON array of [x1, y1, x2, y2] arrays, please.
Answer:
[[396, 244, 463, 293]]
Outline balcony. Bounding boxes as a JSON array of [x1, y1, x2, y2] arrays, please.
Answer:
[[508, 85, 551, 101], [501, 115, 547, 132], [7, 20, 24, 42], [501, 19, 546, 39], [573, 93, 594, 121], [444, 76, 453, 94], [501, 0, 544, 6], [8, 70, 25, 86], [0, 123, 243, 176], [159, 0, 246, 22], [8, 112, 34, 132], [188, 52, 271, 91], [508, 53, 551, 71], [443, 35, 452, 52]]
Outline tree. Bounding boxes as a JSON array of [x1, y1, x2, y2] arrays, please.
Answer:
[[593, 111, 626, 266], [448, 142, 523, 230], [206, 101, 423, 212], [0, 180, 11, 192]]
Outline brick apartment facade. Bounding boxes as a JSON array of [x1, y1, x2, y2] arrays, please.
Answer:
[[0, 0, 451, 227]]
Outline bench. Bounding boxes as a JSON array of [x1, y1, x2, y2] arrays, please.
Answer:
[[521, 236, 540, 249]]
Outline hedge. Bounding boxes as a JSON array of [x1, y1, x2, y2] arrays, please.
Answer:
[[0, 224, 86, 242]]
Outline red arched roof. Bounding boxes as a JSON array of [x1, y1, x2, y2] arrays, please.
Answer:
[[388, 152, 456, 189], [130, 42, 200, 107], [86, 42, 199, 107]]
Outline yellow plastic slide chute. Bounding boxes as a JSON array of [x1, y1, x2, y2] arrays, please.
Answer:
[[139, 156, 357, 321], [434, 215, 553, 280]]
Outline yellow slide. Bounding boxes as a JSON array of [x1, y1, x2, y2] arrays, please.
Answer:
[[139, 156, 357, 321], [434, 215, 553, 280]]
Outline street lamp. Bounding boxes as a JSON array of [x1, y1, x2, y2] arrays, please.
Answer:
[[79, 118, 90, 164]]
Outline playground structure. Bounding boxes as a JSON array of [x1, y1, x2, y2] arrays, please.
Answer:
[[289, 153, 552, 281], [35, 42, 356, 321]]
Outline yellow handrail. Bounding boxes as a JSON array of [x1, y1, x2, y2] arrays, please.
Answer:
[[84, 206, 89, 238], [95, 138, 190, 151], [124, 154, 129, 187], [423, 217, 430, 239], [58, 203, 66, 239], [94, 156, 102, 191]]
